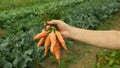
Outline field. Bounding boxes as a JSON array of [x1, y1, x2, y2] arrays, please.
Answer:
[[0, 0, 120, 68]]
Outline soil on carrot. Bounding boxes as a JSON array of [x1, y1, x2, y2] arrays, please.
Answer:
[[37, 12, 120, 68]]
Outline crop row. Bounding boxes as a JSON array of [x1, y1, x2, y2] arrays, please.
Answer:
[[0, 0, 120, 68]]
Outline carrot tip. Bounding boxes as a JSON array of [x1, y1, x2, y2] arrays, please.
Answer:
[[64, 48, 67, 50], [37, 44, 41, 48]]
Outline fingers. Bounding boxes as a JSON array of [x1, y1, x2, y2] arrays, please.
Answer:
[[47, 20, 62, 25], [46, 25, 51, 30], [44, 20, 62, 31]]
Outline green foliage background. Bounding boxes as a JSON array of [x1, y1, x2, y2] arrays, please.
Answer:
[[0, 0, 120, 68]]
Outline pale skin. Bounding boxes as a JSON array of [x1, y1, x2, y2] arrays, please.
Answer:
[[47, 20, 120, 50]]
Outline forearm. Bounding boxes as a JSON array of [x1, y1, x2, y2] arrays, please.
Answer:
[[68, 26, 120, 49]]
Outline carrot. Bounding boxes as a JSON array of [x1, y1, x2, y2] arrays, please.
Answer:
[[55, 30, 67, 50], [44, 35, 51, 55], [53, 40, 60, 65], [34, 29, 47, 40], [37, 37, 46, 47], [49, 31, 56, 54]]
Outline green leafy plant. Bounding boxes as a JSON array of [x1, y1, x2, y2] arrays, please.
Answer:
[[0, 0, 120, 68]]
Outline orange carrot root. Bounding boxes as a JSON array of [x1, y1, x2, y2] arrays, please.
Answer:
[[34, 29, 47, 40], [44, 35, 51, 55], [49, 31, 56, 54], [37, 37, 46, 47], [55, 30, 67, 50], [53, 40, 60, 65], [34, 24, 68, 65]]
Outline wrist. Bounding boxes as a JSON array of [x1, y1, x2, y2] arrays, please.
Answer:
[[67, 26, 84, 40], [67, 26, 76, 39]]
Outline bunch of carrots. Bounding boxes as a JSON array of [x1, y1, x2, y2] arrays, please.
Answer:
[[33, 23, 67, 65]]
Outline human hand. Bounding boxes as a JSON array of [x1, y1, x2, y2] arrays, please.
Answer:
[[47, 20, 71, 38]]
